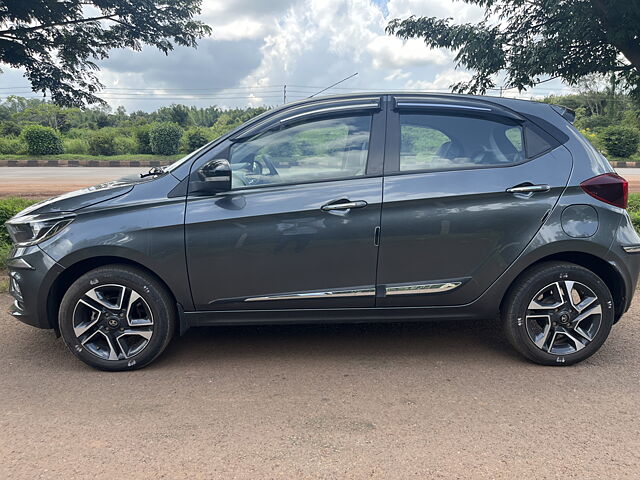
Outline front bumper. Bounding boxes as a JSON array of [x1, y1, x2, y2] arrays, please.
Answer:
[[7, 245, 64, 329]]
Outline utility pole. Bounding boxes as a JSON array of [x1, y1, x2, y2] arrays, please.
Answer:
[[283, 84, 287, 104]]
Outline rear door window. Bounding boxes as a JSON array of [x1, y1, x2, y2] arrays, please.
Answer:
[[399, 113, 525, 172]]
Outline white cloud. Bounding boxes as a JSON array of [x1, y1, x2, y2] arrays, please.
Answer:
[[386, 0, 485, 22], [368, 36, 449, 69], [0, 0, 576, 111], [404, 69, 473, 92]]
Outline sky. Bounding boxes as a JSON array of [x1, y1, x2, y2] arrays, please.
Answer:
[[0, 0, 575, 112]]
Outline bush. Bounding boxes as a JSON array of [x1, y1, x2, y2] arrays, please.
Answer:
[[114, 136, 138, 155], [65, 127, 92, 139], [600, 125, 640, 158], [63, 138, 89, 155], [575, 115, 610, 132], [149, 122, 183, 155], [184, 127, 211, 151], [20, 125, 64, 155], [87, 128, 118, 155], [0, 136, 25, 154], [0, 197, 36, 245], [0, 121, 22, 137], [135, 124, 153, 154]]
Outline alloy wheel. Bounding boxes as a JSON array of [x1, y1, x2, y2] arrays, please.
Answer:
[[72, 284, 154, 361], [525, 281, 602, 356]]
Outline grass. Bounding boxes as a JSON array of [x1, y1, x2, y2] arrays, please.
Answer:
[[609, 153, 640, 163], [0, 154, 182, 163], [0, 197, 39, 292]]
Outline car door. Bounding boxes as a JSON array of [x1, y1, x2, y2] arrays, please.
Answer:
[[185, 100, 385, 310], [376, 96, 573, 307]]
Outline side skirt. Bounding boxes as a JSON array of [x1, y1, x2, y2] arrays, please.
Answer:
[[177, 304, 497, 332]]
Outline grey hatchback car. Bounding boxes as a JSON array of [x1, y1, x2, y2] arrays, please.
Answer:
[[6, 93, 640, 370]]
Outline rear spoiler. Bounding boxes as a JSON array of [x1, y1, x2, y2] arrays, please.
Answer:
[[550, 104, 576, 124]]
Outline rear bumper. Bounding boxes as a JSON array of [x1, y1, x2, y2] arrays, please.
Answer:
[[7, 245, 64, 329], [608, 214, 640, 317]]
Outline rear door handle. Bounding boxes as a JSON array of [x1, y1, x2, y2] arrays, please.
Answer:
[[506, 184, 550, 194], [321, 200, 368, 211]]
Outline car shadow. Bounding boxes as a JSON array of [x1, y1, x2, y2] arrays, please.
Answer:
[[155, 318, 520, 367]]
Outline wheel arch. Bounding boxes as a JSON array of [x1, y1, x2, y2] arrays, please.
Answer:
[[46, 256, 178, 330], [499, 251, 626, 322]]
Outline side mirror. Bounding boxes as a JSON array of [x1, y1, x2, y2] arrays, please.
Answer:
[[190, 159, 232, 195]]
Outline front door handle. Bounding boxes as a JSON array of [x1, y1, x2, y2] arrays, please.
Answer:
[[506, 184, 550, 194], [321, 200, 368, 211]]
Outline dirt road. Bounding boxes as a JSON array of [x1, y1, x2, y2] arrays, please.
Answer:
[[1, 292, 639, 479], [2, 167, 640, 197]]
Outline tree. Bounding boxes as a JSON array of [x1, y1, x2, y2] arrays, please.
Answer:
[[0, 1, 211, 107], [387, 0, 640, 95]]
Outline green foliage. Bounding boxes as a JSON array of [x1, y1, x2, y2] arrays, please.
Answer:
[[387, 1, 640, 96], [0, 197, 39, 267], [0, 96, 270, 158], [157, 104, 192, 127], [0, 197, 37, 244], [184, 127, 211, 151], [628, 194, 640, 232], [63, 138, 89, 155], [0, 1, 211, 107], [0, 136, 25, 155], [575, 115, 611, 132], [21, 125, 64, 155], [0, 120, 22, 136], [114, 136, 138, 155], [135, 125, 153, 154], [600, 126, 640, 158], [149, 122, 183, 155], [14, 103, 77, 131], [87, 128, 118, 156]]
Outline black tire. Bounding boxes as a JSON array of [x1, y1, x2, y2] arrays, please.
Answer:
[[59, 265, 175, 371], [502, 261, 614, 366]]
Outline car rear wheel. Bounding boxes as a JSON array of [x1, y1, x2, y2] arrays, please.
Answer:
[[502, 261, 615, 366], [58, 265, 175, 371]]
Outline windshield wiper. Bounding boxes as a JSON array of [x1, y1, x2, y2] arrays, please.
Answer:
[[140, 166, 166, 178]]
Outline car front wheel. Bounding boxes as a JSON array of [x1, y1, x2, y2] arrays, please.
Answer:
[[58, 265, 175, 371], [502, 261, 615, 366]]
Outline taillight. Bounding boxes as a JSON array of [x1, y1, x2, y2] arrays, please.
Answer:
[[580, 173, 628, 209]]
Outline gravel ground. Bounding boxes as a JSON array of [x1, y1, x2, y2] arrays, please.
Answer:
[[1, 293, 639, 479]]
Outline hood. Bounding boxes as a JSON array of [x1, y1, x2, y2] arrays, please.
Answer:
[[17, 179, 136, 217]]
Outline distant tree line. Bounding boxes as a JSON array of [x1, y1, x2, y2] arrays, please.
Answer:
[[1, 81, 640, 160], [0, 96, 268, 156]]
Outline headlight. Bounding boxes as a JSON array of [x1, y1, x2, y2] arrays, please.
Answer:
[[5, 212, 75, 247]]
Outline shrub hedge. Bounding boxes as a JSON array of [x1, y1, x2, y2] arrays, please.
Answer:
[[21, 125, 64, 155], [601, 125, 640, 158], [0, 136, 25, 155], [184, 127, 211, 151], [0, 196, 34, 241], [149, 122, 183, 155]]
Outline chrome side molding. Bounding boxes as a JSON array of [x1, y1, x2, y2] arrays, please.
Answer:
[[623, 245, 640, 254], [385, 282, 462, 296], [244, 288, 376, 302]]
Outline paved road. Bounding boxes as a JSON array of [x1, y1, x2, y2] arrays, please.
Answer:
[[0, 167, 144, 197], [2, 166, 640, 197], [1, 292, 639, 479]]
